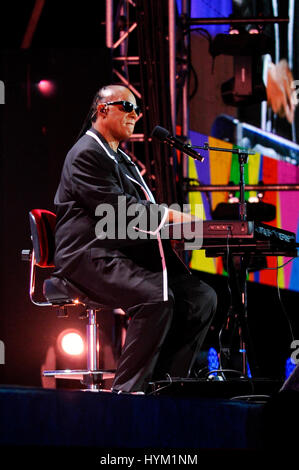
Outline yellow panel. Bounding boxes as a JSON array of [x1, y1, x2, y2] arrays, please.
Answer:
[[188, 158, 204, 216], [188, 158, 216, 273], [276, 193, 285, 289], [190, 248, 216, 274], [208, 137, 233, 210], [248, 152, 261, 199]]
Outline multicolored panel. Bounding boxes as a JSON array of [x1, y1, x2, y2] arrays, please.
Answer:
[[187, 130, 299, 292]]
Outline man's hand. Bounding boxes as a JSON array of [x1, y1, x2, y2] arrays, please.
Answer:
[[266, 59, 297, 123], [167, 209, 201, 224]]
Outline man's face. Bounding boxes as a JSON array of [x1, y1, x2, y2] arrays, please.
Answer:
[[100, 88, 138, 142]]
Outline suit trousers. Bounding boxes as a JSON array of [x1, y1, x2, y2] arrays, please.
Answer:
[[112, 272, 217, 392]]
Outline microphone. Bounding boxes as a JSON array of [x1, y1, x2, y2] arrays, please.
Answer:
[[151, 125, 204, 162]]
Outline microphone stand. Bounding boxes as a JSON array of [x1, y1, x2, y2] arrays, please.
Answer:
[[189, 143, 258, 378], [192, 143, 255, 221]]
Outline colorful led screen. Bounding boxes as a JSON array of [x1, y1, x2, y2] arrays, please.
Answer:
[[187, 130, 299, 292]]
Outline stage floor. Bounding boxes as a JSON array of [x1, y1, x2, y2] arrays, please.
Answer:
[[0, 382, 297, 465], [0, 383, 264, 459]]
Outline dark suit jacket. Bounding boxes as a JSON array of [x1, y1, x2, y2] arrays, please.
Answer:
[[54, 128, 188, 309]]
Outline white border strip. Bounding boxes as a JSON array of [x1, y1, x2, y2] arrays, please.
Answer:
[[119, 149, 156, 203], [86, 130, 117, 162], [126, 174, 168, 301]]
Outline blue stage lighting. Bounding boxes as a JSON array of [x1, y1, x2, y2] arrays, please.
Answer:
[[246, 360, 252, 378], [285, 357, 296, 379], [207, 347, 219, 376]]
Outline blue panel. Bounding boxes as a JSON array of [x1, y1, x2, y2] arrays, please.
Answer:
[[285, 357, 296, 379], [176, 0, 233, 36], [189, 130, 212, 219], [207, 347, 220, 376], [290, 223, 299, 291]]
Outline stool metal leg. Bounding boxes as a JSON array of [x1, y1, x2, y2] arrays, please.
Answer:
[[85, 309, 100, 390], [86, 309, 99, 372], [43, 308, 115, 390]]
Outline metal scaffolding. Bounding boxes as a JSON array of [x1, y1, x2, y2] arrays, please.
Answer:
[[105, 0, 189, 204], [105, 0, 142, 137]]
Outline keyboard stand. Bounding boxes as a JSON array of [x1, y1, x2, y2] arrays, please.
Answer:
[[219, 252, 259, 378], [202, 147, 259, 378]]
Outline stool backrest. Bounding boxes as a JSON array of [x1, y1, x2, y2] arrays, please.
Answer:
[[29, 209, 56, 268]]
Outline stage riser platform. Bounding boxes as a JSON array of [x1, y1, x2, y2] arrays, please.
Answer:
[[0, 386, 263, 450]]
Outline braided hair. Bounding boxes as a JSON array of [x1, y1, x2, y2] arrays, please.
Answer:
[[75, 86, 106, 141], [76, 84, 131, 141]]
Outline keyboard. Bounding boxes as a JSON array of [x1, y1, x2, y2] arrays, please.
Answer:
[[162, 220, 298, 257]]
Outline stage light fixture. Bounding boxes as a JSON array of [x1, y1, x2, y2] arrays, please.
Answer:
[[37, 79, 55, 97], [248, 27, 259, 35], [248, 196, 259, 203], [228, 195, 239, 203], [229, 25, 260, 36], [57, 329, 84, 356], [209, 29, 271, 106], [229, 26, 240, 35]]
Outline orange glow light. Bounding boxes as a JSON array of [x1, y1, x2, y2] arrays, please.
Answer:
[[57, 330, 84, 356]]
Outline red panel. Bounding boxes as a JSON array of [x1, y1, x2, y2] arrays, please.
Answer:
[[30, 209, 56, 268]]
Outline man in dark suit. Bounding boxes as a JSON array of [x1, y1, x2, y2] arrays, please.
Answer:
[[54, 84, 217, 393]]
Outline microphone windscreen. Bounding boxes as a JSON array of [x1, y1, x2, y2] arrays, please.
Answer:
[[151, 125, 170, 140]]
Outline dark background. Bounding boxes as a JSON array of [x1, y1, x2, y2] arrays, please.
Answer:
[[0, 2, 113, 386], [0, 1, 298, 388]]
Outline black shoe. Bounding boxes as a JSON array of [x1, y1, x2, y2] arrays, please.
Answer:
[[111, 388, 145, 396]]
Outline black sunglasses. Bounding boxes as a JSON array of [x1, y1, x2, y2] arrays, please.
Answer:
[[104, 100, 141, 116]]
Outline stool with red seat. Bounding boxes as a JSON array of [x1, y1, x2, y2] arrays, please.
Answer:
[[22, 208, 116, 391]]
